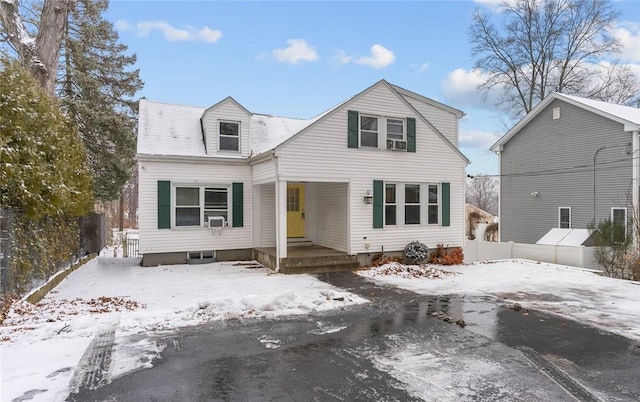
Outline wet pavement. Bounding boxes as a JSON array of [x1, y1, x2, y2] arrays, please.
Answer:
[[70, 272, 640, 401]]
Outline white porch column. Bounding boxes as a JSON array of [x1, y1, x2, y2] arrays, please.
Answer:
[[633, 131, 640, 247], [275, 178, 288, 270]]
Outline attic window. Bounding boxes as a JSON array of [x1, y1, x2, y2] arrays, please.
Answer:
[[219, 121, 239, 151], [552, 107, 560, 120]]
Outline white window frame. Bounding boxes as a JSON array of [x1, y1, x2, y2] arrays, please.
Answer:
[[381, 182, 442, 228], [359, 114, 379, 148], [218, 120, 240, 152], [386, 117, 405, 141], [427, 184, 440, 225], [404, 183, 421, 225], [611, 207, 627, 243], [558, 207, 571, 229], [384, 183, 398, 226], [173, 184, 231, 228]]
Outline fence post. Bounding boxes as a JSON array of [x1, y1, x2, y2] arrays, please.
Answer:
[[123, 237, 128, 258]]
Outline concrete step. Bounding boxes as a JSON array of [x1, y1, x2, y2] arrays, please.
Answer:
[[279, 261, 361, 274]]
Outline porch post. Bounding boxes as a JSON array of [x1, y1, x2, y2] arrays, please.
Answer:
[[633, 131, 639, 247], [275, 179, 288, 270]]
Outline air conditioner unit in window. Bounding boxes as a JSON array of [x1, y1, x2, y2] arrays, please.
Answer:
[[208, 216, 225, 228], [386, 139, 407, 151]]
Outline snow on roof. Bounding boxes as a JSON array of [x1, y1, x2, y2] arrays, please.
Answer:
[[536, 228, 593, 246], [492, 93, 640, 151], [250, 114, 313, 155], [137, 99, 207, 157], [557, 93, 640, 126], [137, 99, 320, 158]]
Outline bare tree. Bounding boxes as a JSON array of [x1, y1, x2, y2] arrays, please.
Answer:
[[469, 0, 640, 121], [0, 0, 70, 96], [466, 175, 498, 216]]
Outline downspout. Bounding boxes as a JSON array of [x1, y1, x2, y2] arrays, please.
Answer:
[[272, 151, 281, 272], [633, 131, 639, 247]]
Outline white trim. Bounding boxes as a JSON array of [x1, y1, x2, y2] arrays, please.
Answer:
[[218, 120, 241, 152], [633, 131, 639, 247], [172, 183, 232, 228], [611, 207, 628, 243], [558, 207, 572, 228]]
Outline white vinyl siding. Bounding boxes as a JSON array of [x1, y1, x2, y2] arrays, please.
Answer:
[[138, 159, 252, 254], [201, 98, 251, 157], [275, 82, 466, 254], [401, 95, 459, 146]]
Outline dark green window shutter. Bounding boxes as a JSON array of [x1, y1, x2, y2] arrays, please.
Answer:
[[373, 180, 383, 229], [232, 182, 243, 227], [407, 117, 416, 153], [442, 182, 450, 227], [157, 180, 171, 229], [348, 110, 359, 148]]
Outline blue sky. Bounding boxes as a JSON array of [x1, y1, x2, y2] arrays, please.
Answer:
[[107, 1, 640, 175]]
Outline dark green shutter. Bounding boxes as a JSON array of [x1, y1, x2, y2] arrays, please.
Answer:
[[348, 110, 359, 148], [232, 182, 243, 227], [373, 180, 383, 229], [157, 180, 171, 229], [407, 117, 416, 153], [442, 182, 450, 227]]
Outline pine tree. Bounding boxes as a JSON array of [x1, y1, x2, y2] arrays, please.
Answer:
[[60, 0, 143, 201]]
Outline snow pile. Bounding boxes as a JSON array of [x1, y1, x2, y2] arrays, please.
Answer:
[[0, 257, 367, 402], [359, 260, 640, 340], [363, 262, 457, 280]]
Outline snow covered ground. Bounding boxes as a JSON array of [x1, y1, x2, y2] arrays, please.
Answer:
[[358, 260, 640, 340], [0, 256, 367, 402], [3, 256, 640, 402]]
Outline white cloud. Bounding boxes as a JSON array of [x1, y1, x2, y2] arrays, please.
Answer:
[[420, 62, 430, 72], [355, 44, 395, 69], [612, 21, 640, 63], [459, 130, 501, 150], [332, 49, 352, 64], [272, 39, 318, 64], [114, 20, 132, 31], [116, 20, 222, 43], [441, 68, 494, 109]]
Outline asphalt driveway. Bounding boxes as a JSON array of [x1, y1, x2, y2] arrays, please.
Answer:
[[69, 272, 640, 401]]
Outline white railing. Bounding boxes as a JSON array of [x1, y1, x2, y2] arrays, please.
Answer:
[[464, 238, 601, 270]]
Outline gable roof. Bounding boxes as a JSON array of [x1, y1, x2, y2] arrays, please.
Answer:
[[491, 93, 640, 152], [137, 99, 207, 157], [390, 84, 465, 118], [137, 80, 469, 164]]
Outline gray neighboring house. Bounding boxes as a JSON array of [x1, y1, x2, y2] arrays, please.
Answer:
[[491, 93, 640, 244]]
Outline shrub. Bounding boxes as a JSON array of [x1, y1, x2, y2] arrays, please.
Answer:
[[403, 241, 429, 264], [429, 244, 464, 265]]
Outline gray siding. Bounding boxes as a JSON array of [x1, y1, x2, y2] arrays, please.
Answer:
[[501, 99, 632, 244]]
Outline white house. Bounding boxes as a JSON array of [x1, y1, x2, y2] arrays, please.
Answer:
[[137, 80, 469, 271]]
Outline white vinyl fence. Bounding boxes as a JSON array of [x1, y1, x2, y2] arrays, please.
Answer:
[[464, 239, 601, 270]]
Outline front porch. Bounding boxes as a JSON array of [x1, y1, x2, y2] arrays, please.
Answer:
[[254, 245, 361, 274]]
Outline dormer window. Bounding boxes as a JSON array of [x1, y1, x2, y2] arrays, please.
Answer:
[[219, 121, 240, 151]]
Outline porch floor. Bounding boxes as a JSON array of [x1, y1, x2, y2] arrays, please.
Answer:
[[253, 245, 361, 274]]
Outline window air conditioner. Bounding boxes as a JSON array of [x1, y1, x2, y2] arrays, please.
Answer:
[[208, 216, 225, 228], [386, 139, 407, 151]]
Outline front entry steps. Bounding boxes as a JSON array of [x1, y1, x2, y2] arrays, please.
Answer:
[[253, 245, 361, 274]]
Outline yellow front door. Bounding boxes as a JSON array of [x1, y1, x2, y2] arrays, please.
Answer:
[[287, 184, 305, 238]]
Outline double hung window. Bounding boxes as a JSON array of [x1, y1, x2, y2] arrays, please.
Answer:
[[360, 115, 379, 148], [385, 184, 397, 226], [175, 186, 229, 227], [386, 118, 405, 141], [404, 184, 421, 225], [219, 121, 239, 151]]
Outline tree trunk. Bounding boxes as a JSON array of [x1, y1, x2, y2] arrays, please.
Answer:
[[0, 0, 70, 96], [34, 0, 70, 95]]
